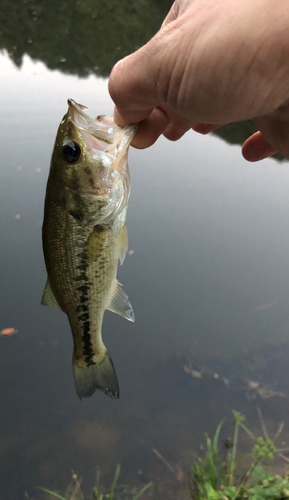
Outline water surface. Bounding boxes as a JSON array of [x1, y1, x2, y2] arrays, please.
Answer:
[[1, 2, 289, 498]]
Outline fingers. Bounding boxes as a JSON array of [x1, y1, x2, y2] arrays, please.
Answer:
[[129, 108, 170, 149], [161, 106, 195, 140], [253, 113, 289, 159], [128, 105, 194, 147], [163, 122, 191, 141], [242, 131, 277, 162], [191, 123, 220, 134]]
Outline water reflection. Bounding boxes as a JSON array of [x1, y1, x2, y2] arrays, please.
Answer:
[[0, 0, 172, 77], [1, 1, 289, 497], [0, 0, 284, 158]]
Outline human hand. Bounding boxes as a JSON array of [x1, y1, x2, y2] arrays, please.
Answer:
[[108, 0, 289, 161]]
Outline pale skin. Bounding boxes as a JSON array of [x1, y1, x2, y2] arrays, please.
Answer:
[[108, 0, 289, 161]]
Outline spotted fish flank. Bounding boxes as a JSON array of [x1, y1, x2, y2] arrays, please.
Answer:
[[42, 99, 136, 399]]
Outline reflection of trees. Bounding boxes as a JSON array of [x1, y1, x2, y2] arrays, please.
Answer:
[[1, 0, 285, 160], [0, 0, 173, 77], [213, 122, 286, 162]]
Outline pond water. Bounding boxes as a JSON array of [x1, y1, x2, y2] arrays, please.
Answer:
[[1, 1, 289, 499]]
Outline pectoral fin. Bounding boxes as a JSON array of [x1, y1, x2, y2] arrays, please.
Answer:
[[119, 224, 128, 265], [41, 278, 62, 310], [107, 279, 135, 322]]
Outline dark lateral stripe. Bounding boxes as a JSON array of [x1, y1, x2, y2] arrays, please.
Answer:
[[85, 357, 95, 366], [83, 347, 93, 356], [73, 226, 95, 366], [77, 285, 89, 294], [77, 264, 87, 272], [79, 312, 89, 321]]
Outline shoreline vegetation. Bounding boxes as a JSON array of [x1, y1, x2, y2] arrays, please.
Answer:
[[34, 411, 289, 500], [35, 465, 153, 500]]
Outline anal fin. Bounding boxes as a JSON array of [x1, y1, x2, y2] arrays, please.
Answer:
[[107, 279, 135, 322]]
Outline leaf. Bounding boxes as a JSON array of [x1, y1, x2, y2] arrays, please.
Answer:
[[251, 466, 270, 481]]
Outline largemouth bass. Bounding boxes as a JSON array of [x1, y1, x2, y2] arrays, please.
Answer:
[[42, 99, 136, 399]]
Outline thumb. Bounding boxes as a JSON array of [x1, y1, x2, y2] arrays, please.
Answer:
[[108, 27, 174, 125]]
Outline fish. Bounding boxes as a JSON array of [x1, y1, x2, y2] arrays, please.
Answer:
[[42, 99, 136, 400]]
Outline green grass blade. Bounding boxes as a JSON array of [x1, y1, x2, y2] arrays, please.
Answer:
[[132, 482, 153, 500], [274, 422, 284, 441], [35, 486, 66, 500], [238, 422, 255, 441], [91, 486, 103, 500], [107, 465, 120, 500], [212, 419, 226, 454]]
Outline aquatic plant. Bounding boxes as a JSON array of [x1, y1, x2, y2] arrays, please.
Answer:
[[36, 412, 289, 500], [189, 410, 289, 499], [36, 465, 152, 500]]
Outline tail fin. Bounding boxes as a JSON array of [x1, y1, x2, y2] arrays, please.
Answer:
[[73, 351, 119, 400]]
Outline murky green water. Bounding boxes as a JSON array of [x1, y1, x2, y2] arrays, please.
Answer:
[[1, 1, 289, 498]]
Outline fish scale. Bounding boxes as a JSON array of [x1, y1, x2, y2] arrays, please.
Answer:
[[42, 99, 136, 399]]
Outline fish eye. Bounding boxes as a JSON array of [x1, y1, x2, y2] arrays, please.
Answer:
[[62, 141, 81, 164]]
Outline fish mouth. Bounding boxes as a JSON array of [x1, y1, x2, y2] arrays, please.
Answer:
[[67, 99, 137, 160]]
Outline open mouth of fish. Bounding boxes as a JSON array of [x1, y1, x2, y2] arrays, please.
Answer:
[[67, 98, 137, 161]]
